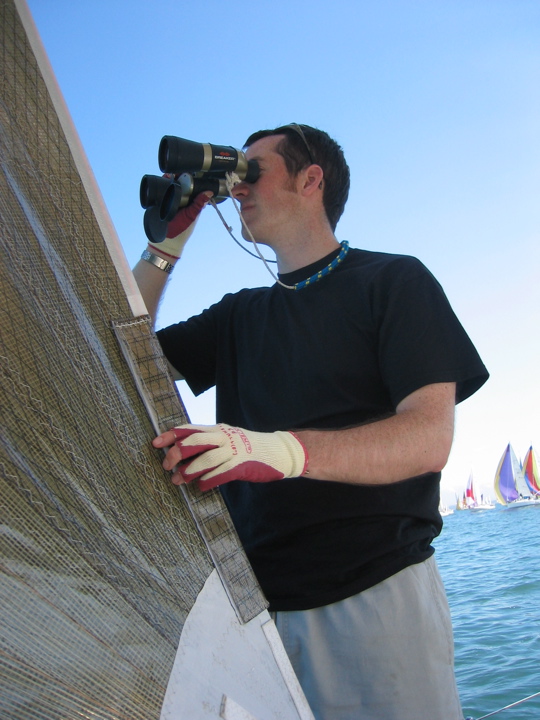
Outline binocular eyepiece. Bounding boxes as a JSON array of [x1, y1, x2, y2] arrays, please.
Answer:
[[141, 135, 260, 243]]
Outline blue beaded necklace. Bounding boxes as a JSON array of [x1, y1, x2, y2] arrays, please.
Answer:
[[286, 241, 350, 291], [210, 192, 350, 291]]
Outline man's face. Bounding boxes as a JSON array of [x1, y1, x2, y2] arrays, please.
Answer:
[[231, 134, 302, 247]]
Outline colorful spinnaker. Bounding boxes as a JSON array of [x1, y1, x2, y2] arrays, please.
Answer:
[[465, 473, 477, 507], [464, 472, 495, 510], [494, 443, 536, 508], [523, 446, 540, 495]]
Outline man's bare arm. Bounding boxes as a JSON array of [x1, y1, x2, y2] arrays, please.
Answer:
[[133, 258, 171, 328], [296, 382, 456, 485]]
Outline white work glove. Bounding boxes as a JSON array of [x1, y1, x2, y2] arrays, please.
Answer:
[[170, 423, 309, 491], [148, 192, 210, 260]]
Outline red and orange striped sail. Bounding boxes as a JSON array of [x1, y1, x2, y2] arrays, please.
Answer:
[[523, 446, 540, 494]]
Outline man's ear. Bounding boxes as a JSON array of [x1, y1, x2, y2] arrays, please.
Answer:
[[301, 164, 324, 196]]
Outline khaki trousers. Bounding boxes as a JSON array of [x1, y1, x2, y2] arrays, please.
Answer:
[[272, 556, 463, 720]]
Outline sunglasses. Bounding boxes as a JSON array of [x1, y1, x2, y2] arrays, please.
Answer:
[[280, 123, 316, 166]]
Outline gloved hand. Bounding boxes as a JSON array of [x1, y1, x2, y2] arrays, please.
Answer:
[[148, 192, 210, 260], [156, 423, 309, 491]]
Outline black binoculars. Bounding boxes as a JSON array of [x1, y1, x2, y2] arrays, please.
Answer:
[[141, 135, 260, 243]]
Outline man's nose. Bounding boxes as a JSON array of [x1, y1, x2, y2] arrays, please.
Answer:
[[231, 180, 249, 200]]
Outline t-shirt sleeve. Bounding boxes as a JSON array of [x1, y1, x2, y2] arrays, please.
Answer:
[[156, 300, 223, 396], [374, 257, 489, 406]]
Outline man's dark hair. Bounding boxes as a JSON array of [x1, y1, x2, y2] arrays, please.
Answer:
[[244, 124, 350, 231]]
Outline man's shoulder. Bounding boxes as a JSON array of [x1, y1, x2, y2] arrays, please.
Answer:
[[344, 247, 430, 281], [221, 284, 273, 302], [348, 246, 423, 266], [208, 284, 274, 316]]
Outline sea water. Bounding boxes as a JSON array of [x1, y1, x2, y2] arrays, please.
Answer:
[[434, 505, 540, 719]]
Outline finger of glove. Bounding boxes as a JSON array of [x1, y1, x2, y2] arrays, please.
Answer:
[[178, 459, 218, 484], [172, 423, 221, 438], [172, 427, 223, 460], [178, 445, 231, 481], [166, 193, 210, 238], [197, 460, 286, 492]]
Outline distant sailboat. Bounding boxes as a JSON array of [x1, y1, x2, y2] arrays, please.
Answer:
[[466, 472, 495, 511], [465, 473, 476, 508], [494, 444, 538, 509], [523, 446, 540, 495], [439, 501, 454, 517]]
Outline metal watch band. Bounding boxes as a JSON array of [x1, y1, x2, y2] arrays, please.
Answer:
[[141, 250, 174, 274]]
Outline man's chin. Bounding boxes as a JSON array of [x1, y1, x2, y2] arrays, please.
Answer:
[[240, 226, 270, 247]]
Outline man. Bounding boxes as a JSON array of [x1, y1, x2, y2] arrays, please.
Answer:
[[134, 124, 488, 719]]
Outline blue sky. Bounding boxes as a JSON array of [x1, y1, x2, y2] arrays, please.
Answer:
[[27, 0, 540, 504]]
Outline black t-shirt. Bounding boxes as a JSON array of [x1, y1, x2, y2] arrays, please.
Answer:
[[157, 247, 489, 610]]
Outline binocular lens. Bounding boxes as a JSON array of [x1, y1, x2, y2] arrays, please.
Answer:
[[160, 182, 187, 222], [158, 136, 207, 174], [140, 174, 172, 209]]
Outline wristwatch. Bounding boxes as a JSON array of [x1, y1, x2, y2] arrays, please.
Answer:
[[141, 249, 174, 274]]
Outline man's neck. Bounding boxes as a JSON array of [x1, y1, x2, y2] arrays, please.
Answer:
[[273, 230, 341, 274]]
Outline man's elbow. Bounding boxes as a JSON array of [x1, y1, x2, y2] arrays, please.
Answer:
[[427, 429, 454, 474]]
